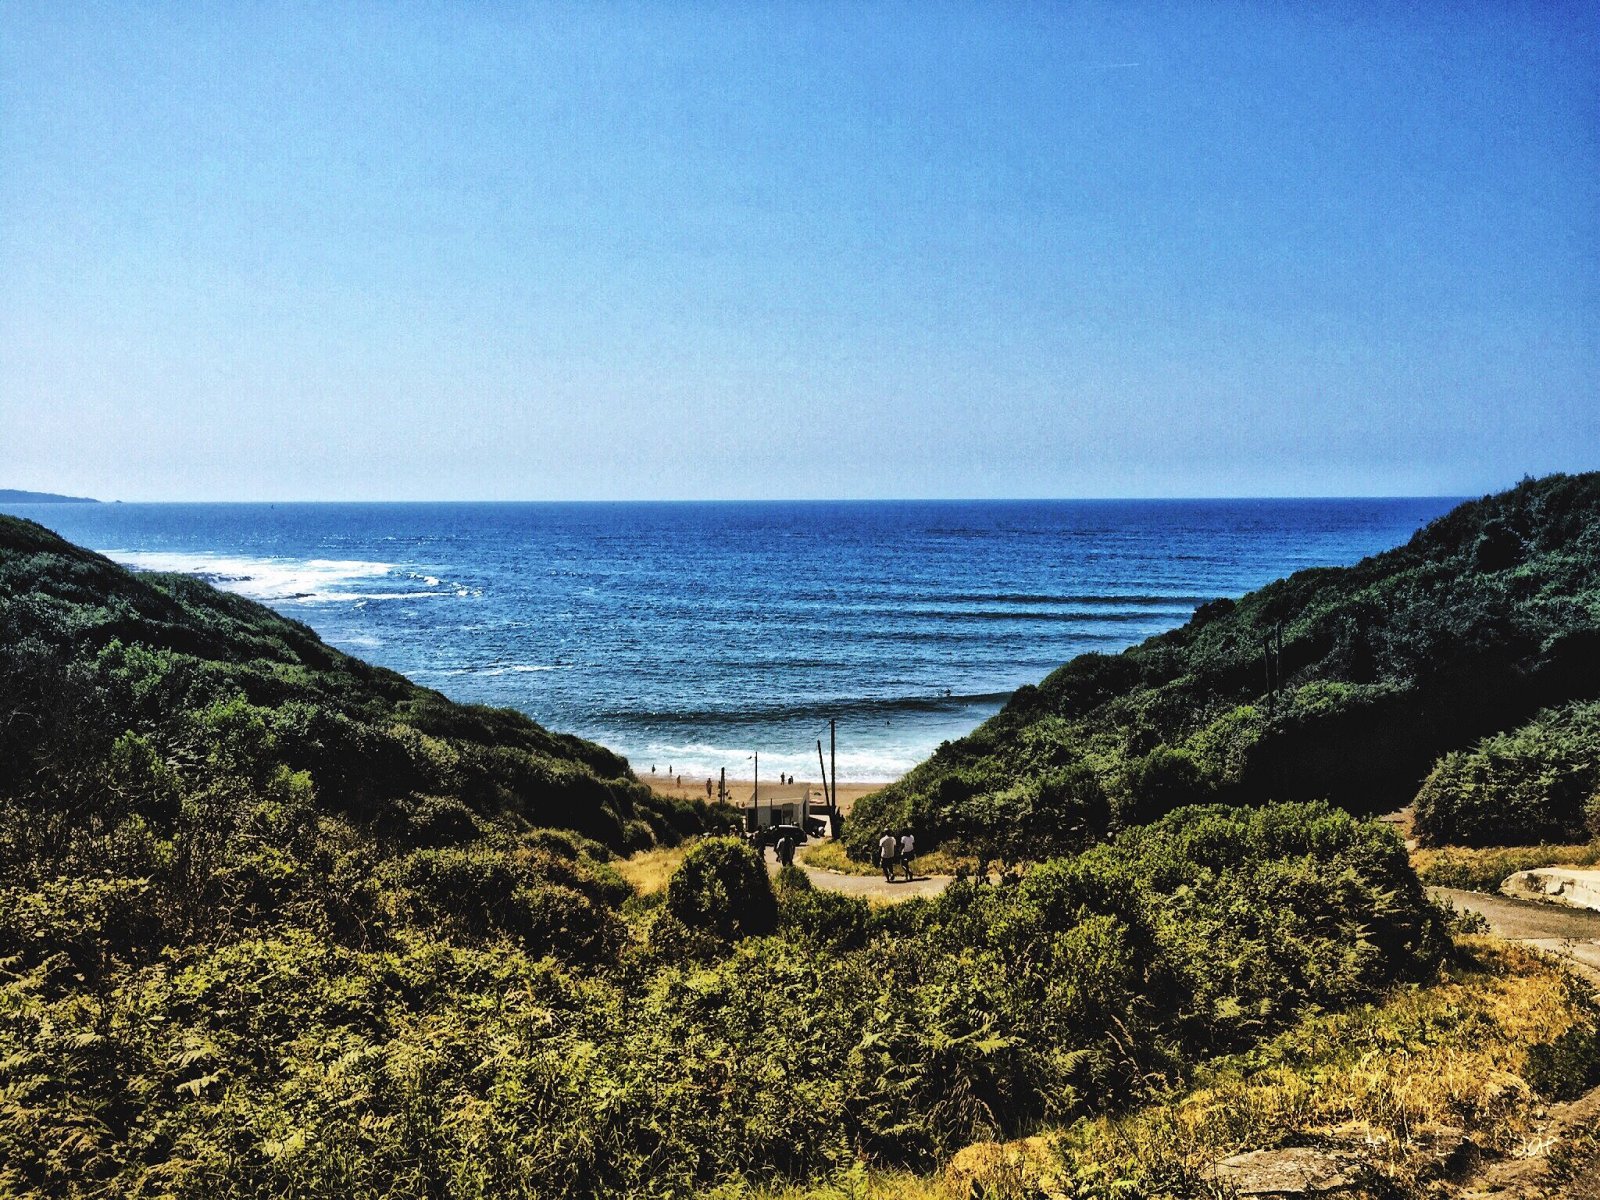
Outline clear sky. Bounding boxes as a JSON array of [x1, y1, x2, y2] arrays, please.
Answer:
[[2, 2, 1596, 501]]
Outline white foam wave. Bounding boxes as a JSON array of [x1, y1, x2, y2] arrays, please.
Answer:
[[108, 549, 476, 605], [423, 663, 568, 677], [624, 739, 912, 783], [317, 590, 451, 602], [111, 550, 396, 601]]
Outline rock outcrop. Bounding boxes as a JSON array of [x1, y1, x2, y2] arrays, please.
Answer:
[[1502, 868, 1600, 914]]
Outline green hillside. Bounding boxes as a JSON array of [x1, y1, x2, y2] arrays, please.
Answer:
[[0, 513, 712, 860], [851, 473, 1600, 861]]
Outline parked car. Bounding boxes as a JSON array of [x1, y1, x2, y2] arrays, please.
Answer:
[[751, 823, 809, 848]]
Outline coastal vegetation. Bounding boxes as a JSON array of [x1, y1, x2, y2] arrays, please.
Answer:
[[0, 799, 1450, 1197], [4, 478, 1600, 1197], [850, 473, 1600, 862], [1412, 699, 1600, 846]]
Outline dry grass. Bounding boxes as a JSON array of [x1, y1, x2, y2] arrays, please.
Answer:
[[713, 1165, 950, 1200], [1413, 841, 1600, 892], [616, 844, 691, 896]]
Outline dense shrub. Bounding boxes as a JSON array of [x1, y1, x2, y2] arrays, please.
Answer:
[[661, 837, 777, 945], [1413, 701, 1600, 846], [378, 847, 628, 964], [0, 797, 1445, 1198], [775, 866, 870, 950]]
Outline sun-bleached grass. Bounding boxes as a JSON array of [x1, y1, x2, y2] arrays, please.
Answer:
[[800, 838, 981, 879], [706, 1164, 950, 1200], [616, 843, 691, 895]]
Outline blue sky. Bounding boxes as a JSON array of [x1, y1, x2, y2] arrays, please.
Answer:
[[1, 2, 1595, 500]]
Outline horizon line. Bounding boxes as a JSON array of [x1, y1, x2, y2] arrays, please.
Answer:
[[3, 493, 1478, 507]]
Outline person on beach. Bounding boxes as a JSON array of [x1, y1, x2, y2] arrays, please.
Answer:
[[878, 829, 897, 882], [899, 829, 916, 880]]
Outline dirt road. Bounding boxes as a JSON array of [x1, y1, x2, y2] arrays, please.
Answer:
[[1429, 886, 1600, 939]]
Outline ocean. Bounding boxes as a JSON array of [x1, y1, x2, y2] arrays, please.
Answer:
[[5, 498, 1460, 782]]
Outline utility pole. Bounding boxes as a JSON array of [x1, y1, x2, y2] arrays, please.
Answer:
[[816, 738, 829, 833], [829, 719, 837, 815]]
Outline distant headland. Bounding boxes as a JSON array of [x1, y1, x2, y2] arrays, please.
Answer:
[[0, 489, 99, 504]]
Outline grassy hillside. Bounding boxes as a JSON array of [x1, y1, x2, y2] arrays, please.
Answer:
[[851, 473, 1600, 861]]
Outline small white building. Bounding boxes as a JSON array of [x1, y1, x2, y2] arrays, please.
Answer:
[[744, 781, 814, 829]]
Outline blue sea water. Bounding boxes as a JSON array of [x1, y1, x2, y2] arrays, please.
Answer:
[[7, 499, 1459, 781]]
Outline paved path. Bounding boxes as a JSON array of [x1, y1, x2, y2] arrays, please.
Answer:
[[1430, 886, 1600, 986], [793, 865, 953, 901], [764, 847, 954, 901], [1429, 886, 1600, 939]]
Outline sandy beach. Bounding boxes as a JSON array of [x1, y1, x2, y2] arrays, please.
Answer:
[[641, 773, 886, 817]]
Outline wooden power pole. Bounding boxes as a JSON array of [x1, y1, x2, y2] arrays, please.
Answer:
[[830, 718, 838, 820]]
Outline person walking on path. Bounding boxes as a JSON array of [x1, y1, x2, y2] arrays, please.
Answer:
[[899, 830, 916, 881], [878, 829, 898, 882]]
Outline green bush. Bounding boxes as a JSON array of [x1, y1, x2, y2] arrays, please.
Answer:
[[1525, 1022, 1600, 1101], [378, 846, 627, 964], [661, 838, 777, 945], [777, 873, 870, 951], [1413, 701, 1600, 846]]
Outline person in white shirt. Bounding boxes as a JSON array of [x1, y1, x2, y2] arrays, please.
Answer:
[[898, 830, 915, 880], [877, 830, 898, 882]]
